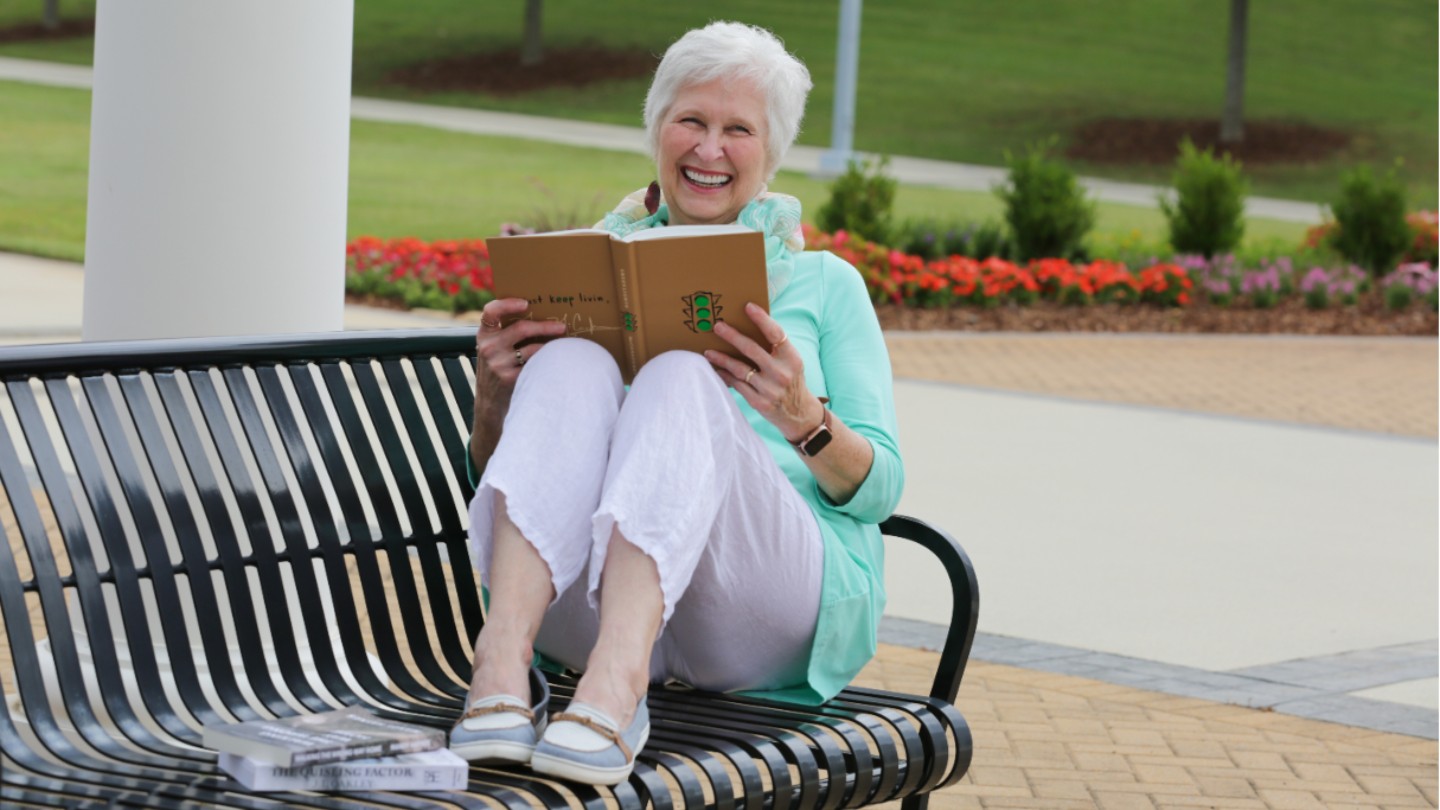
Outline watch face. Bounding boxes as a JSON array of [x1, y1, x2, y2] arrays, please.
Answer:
[[801, 426, 833, 457]]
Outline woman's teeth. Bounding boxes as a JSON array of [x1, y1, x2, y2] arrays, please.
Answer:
[[683, 168, 731, 188]]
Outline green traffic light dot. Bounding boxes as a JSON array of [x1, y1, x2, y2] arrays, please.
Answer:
[[696, 308, 711, 319], [698, 320, 713, 331], [694, 295, 710, 307]]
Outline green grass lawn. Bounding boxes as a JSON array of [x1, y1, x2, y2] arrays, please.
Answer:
[[0, 79, 1307, 265], [2, 0, 1434, 207]]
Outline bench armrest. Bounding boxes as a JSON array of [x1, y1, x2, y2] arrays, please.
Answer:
[[880, 514, 981, 703]]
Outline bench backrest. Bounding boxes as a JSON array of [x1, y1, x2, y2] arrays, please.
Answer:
[[0, 329, 487, 757]]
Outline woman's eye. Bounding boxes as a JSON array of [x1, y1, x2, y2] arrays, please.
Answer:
[[729, 125, 752, 135]]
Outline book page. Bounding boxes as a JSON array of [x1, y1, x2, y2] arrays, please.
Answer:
[[622, 224, 753, 241], [495, 227, 609, 238]]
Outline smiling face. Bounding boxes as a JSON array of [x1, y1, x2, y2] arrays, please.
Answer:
[[657, 77, 771, 226]]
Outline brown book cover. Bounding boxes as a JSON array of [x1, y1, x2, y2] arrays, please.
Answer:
[[487, 225, 770, 383]]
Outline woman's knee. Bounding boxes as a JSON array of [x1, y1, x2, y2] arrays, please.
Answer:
[[523, 337, 623, 390], [631, 350, 723, 393]]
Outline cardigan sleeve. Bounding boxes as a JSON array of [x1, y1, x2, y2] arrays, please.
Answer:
[[813, 252, 904, 521]]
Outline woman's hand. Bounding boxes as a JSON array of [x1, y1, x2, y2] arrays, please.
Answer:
[[475, 298, 568, 394], [704, 302, 824, 443], [470, 298, 567, 475], [706, 302, 874, 504]]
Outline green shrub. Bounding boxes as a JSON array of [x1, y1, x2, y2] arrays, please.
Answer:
[[966, 220, 1014, 260], [893, 218, 947, 260], [1086, 229, 1171, 266], [816, 157, 897, 245], [894, 217, 1013, 260], [994, 140, 1096, 262], [1303, 286, 1329, 310], [1331, 164, 1411, 276], [1159, 138, 1248, 258], [1250, 288, 1279, 309], [1384, 283, 1414, 310]]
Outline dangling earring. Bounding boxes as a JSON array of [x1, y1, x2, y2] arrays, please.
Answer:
[[644, 181, 661, 215]]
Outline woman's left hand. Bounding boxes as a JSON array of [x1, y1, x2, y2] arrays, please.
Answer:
[[705, 302, 824, 443]]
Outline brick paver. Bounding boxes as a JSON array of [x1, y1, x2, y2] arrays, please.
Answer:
[[885, 333, 1439, 439], [858, 644, 1439, 809]]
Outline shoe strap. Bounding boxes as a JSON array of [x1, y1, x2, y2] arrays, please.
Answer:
[[460, 700, 534, 723], [551, 710, 632, 761]]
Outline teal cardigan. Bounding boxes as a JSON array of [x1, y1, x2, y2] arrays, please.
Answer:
[[731, 250, 903, 705], [467, 250, 903, 706]]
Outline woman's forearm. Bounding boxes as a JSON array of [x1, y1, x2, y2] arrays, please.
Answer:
[[470, 386, 510, 477], [794, 407, 873, 505]]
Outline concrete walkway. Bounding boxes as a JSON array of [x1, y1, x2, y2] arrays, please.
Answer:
[[0, 55, 1325, 224]]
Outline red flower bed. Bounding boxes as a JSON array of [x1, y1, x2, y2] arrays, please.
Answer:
[[345, 227, 1435, 318], [800, 226, 1191, 308], [346, 236, 492, 311]]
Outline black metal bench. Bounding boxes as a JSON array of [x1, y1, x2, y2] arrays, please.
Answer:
[[0, 328, 978, 809]]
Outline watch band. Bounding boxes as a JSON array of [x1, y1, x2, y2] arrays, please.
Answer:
[[792, 407, 833, 457]]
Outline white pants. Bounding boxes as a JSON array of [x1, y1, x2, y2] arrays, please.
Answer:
[[468, 338, 824, 693]]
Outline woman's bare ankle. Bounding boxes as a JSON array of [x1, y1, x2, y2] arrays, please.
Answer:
[[467, 632, 533, 704], [571, 663, 648, 728]]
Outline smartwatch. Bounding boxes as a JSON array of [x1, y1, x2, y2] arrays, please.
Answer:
[[791, 407, 833, 458]]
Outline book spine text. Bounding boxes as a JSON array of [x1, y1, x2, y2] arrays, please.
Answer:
[[290, 735, 437, 767], [612, 240, 645, 380]]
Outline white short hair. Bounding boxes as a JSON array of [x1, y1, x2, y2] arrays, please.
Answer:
[[643, 22, 813, 179]]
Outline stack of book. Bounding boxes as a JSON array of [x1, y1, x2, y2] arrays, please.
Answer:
[[204, 706, 466, 792]]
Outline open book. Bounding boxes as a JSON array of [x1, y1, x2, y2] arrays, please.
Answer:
[[487, 225, 769, 383]]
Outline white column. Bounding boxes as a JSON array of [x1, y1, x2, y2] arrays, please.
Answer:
[[82, 0, 353, 341]]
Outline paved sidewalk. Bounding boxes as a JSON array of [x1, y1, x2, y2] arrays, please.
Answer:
[[0, 55, 1325, 224], [885, 332, 1438, 439], [860, 645, 1438, 809]]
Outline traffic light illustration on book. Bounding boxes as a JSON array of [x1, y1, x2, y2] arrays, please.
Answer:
[[682, 291, 723, 333]]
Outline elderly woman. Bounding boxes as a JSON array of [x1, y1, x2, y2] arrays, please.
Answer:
[[449, 21, 902, 786]]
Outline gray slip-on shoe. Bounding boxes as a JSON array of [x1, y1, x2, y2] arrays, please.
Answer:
[[448, 666, 551, 764], [530, 699, 649, 786]]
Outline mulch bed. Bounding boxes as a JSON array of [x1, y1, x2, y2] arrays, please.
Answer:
[[385, 43, 659, 96], [1065, 118, 1353, 166], [0, 18, 94, 44], [874, 297, 1436, 336]]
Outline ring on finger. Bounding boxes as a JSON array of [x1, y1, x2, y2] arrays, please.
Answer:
[[744, 367, 757, 385], [481, 317, 502, 329], [770, 334, 787, 355], [515, 348, 525, 367]]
